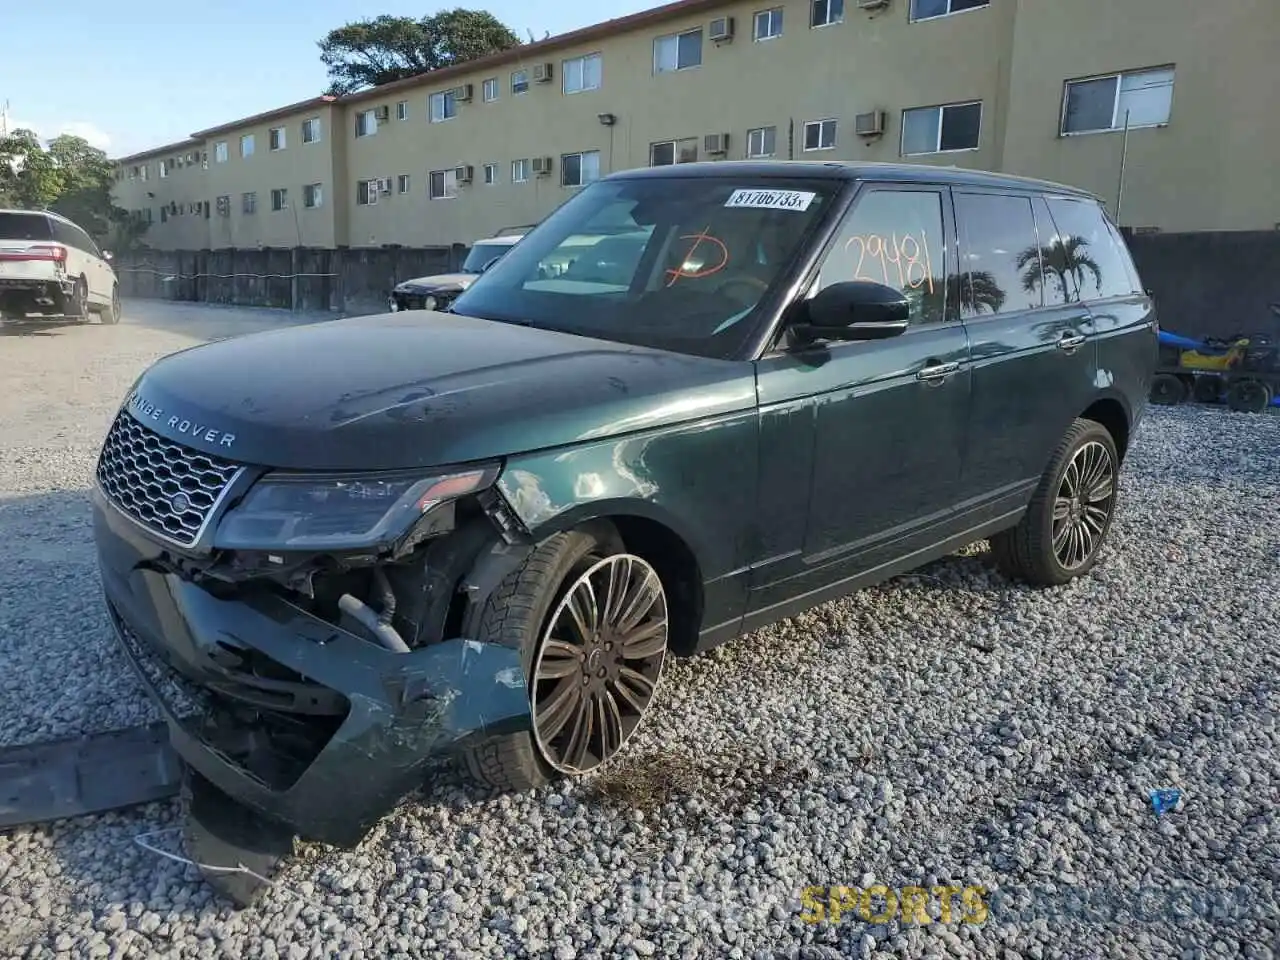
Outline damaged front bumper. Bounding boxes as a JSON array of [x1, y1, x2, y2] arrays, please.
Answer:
[[93, 489, 531, 847]]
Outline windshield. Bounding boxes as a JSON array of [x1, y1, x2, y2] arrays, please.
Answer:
[[0, 212, 52, 242], [450, 176, 841, 358], [461, 241, 515, 274]]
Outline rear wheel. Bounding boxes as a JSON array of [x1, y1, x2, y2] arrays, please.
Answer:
[[67, 276, 90, 321], [1192, 375, 1223, 405], [1226, 378, 1272, 413], [99, 284, 121, 325], [463, 524, 670, 792], [991, 418, 1119, 587], [1149, 373, 1188, 406]]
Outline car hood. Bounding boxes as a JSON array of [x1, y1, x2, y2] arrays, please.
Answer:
[[395, 273, 476, 293], [124, 312, 756, 471]]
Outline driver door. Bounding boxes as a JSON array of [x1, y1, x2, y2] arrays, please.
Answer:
[[746, 184, 972, 619]]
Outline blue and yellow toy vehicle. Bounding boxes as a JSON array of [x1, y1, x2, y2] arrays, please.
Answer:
[[1150, 304, 1280, 413]]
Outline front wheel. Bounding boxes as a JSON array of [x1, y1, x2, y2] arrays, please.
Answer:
[[463, 525, 670, 792], [991, 418, 1120, 586]]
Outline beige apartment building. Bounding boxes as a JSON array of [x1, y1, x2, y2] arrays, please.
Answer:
[[112, 0, 1279, 252]]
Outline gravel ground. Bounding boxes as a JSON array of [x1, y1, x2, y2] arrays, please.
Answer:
[[1, 301, 1277, 959]]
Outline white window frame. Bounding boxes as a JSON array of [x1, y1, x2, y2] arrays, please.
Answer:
[[241, 191, 257, 215], [1060, 66, 1175, 136], [270, 188, 288, 212], [159, 160, 170, 178], [901, 100, 983, 156], [429, 90, 458, 123], [746, 126, 777, 158], [653, 28, 703, 74], [301, 118, 321, 144], [269, 126, 286, 151], [562, 53, 602, 94], [650, 138, 698, 166], [810, 0, 844, 29], [302, 183, 322, 209], [482, 77, 499, 102], [753, 8, 784, 41], [239, 134, 255, 158], [802, 118, 837, 151], [211, 143, 227, 164], [483, 163, 498, 185], [356, 180, 379, 206], [512, 158, 531, 183], [429, 168, 459, 200], [909, 0, 989, 23], [355, 110, 377, 138], [393, 100, 408, 121], [511, 70, 529, 95], [561, 150, 601, 188], [397, 174, 411, 194]]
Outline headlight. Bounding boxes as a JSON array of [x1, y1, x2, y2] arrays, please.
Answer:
[[213, 465, 498, 551]]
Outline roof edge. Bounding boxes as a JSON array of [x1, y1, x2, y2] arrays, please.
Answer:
[[113, 139, 203, 164], [188, 95, 339, 140]]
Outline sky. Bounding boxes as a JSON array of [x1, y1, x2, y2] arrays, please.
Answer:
[[1, 0, 662, 158]]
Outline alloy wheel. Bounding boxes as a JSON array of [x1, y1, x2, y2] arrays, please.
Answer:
[[1052, 440, 1115, 570], [531, 553, 668, 775]]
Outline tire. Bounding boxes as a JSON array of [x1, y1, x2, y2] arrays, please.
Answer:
[[1192, 375, 1223, 405], [98, 284, 121, 325], [1149, 373, 1188, 406], [990, 418, 1120, 587], [462, 522, 670, 793], [67, 276, 90, 321], [1226, 379, 1272, 414]]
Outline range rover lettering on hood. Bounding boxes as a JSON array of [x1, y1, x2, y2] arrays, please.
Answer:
[[127, 390, 237, 449]]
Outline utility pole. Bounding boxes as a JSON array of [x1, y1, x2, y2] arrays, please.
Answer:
[[1115, 109, 1132, 226], [0, 100, 10, 137]]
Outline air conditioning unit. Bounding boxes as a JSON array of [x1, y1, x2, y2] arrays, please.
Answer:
[[374, 105, 391, 122], [704, 132, 730, 155], [455, 164, 474, 184], [532, 62, 554, 83], [855, 110, 887, 137], [857, 0, 890, 9], [379, 177, 393, 194], [709, 16, 735, 42], [532, 156, 554, 176], [365, 180, 379, 205], [453, 83, 474, 102]]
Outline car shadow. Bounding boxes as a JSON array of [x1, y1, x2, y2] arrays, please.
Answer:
[[0, 320, 80, 337]]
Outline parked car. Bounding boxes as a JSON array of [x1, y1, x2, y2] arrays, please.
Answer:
[[92, 161, 1154, 904], [0, 209, 120, 323], [388, 233, 525, 312]]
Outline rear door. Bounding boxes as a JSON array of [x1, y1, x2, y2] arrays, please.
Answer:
[[50, 218, 107, 304], [952, 189, 1099, 523]]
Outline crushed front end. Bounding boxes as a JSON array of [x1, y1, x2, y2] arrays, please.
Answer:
[[92, 403, 533, 849]]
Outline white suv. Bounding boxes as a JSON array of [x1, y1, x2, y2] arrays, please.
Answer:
[[0, 209, 120, 324]]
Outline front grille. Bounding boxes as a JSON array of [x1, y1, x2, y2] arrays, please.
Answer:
[[96, 411, 242, 545]]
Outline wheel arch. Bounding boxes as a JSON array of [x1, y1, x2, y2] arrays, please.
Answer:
[[1080, 395, 1131, 463]]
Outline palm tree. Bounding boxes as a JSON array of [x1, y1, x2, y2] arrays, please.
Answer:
[[1017, 236, 1102, 304], [960, 270, 1006, 316]]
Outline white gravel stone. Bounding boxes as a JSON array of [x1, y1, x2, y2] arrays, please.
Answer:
[[1, 300, 1277, 959]]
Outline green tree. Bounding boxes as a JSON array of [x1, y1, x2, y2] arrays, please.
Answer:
[[0, 129, 64, 208], [318, 9, 521, 95], [0, 129, 130, 245]]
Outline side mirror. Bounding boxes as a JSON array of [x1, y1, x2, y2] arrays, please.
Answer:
[[794, 280, 911, 342], [481, 253, 505, 273]]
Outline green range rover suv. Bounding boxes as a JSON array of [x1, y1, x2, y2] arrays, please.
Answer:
[[93, 161, 1155, 902]]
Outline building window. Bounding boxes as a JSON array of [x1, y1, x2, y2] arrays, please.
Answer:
[[240, 134, 255, 158], [754, 8, 784, 40], [483, 163, 498, 185], [159, 160, 170, 178], [653, 29, 702, 73], [215, 195, 230, 217], [214, 141, 228, 163], [910, 0, 989, 22], [1062, 66, 1174, 135], [355, 110, 377, 137], [803, 118, 837, 151], [746, 126, 777, 158], [512, 70, 529, 95], [201, 151, 208, 169], [429, 169, 459, 200], [429, 90, 458, 123], [561, 150, 601, 188], [902, 101, 982, 155], [397, 174, 411, 194], [483, 78, 499, 102], [811, 0, 844, 28], [356, 180, 378, 205], [396, 100, 409, 121], [302, 118, 321, 143], [270, 188, 288, 212], [303, 183, 322, 208], [563, 53, 602, 94], [650, 138, 698, 166], [512, 158, 531, 182], [241, 192, 257, 215], [269, 127, 286, 150]]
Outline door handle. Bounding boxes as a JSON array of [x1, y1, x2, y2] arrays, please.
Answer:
[[916, 360, 959, 383], [1057, 333, 1087, 353]]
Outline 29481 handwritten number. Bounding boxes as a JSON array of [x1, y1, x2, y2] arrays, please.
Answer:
[[845, 231, 935, 295]]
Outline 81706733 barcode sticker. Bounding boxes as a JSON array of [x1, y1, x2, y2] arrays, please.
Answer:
[[724, 188, 817, 212]]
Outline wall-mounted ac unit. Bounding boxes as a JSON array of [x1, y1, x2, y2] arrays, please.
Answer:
[[532, 156, 554, 175], [367, 184, 379, 205], [857, 0, 890, 9], [704, 132, 730, 155], [455, 164, 474, 184], [709, 16, 735, 42], [855, 110, 887, 137], [378, 177, 393, 194], [532, 62, 554, 83], [374, 105, 391, 122], [453, 83, 474, 102]]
